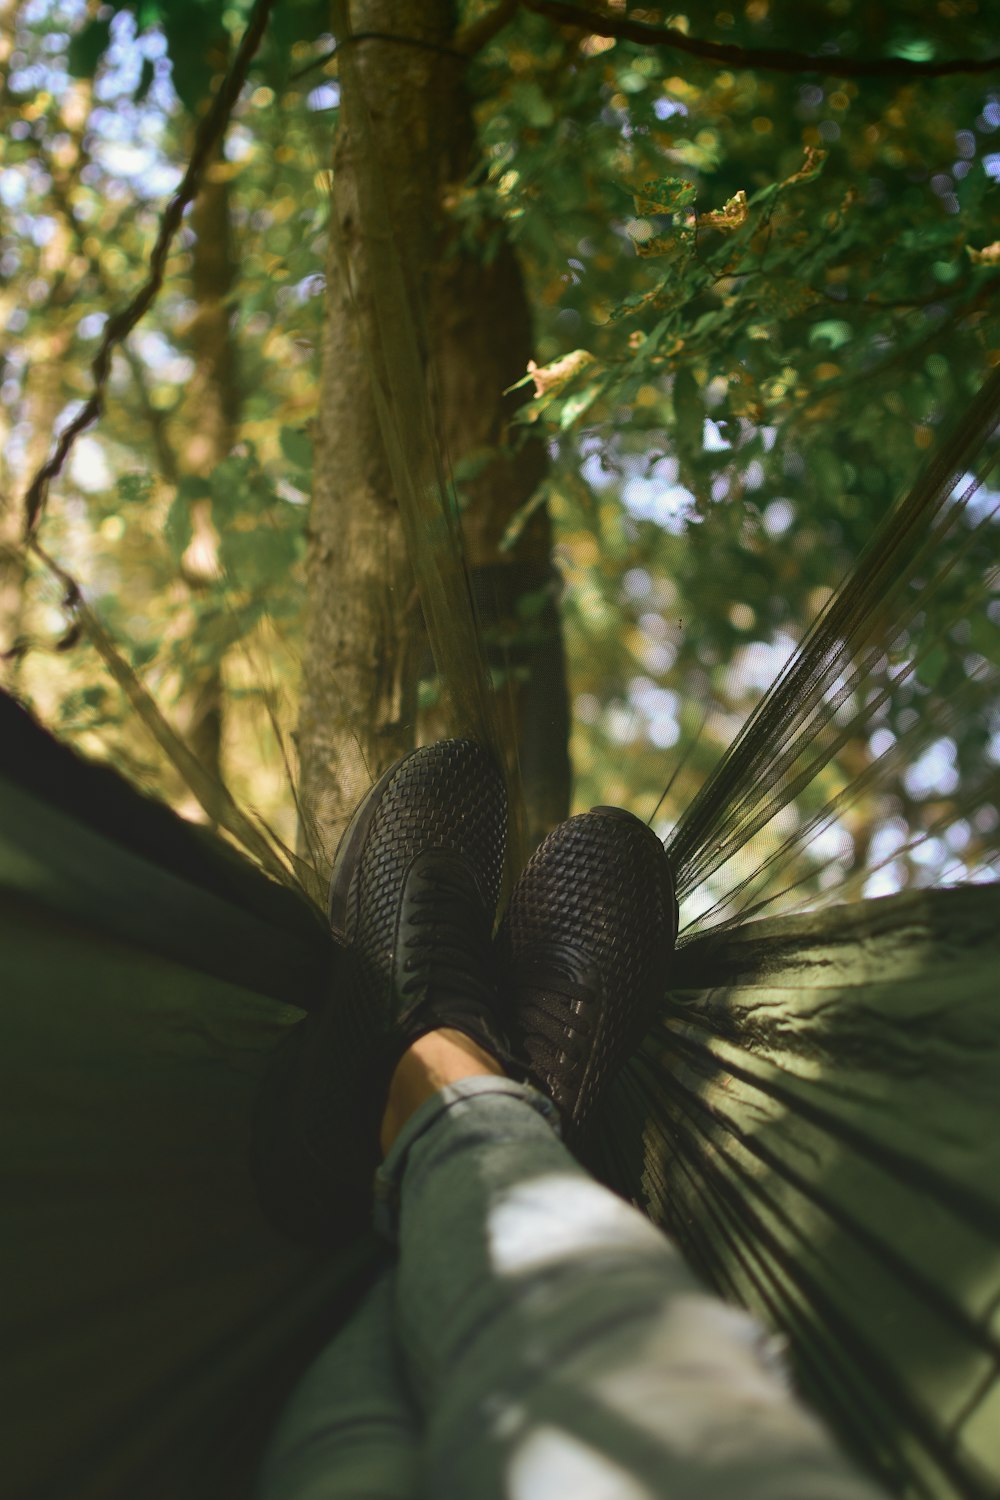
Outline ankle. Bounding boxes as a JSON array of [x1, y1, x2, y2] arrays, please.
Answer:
[[380, 1027, 507, 1156]]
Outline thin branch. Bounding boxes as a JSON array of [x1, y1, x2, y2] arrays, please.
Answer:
[[455, 0, 519, 56], [22, 532, 305, 890], [22, 0, 276, 541], [522, 0, 1000, 78], [291, 29, 467, 80], [38, 140, 185, 487]]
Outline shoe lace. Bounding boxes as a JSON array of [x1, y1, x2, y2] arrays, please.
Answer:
[[519, 968, 597, 1097], [398, 858, 493, 1011]]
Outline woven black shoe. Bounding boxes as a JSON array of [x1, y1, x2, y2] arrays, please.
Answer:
[[328, 737, 511, 1059], [252, 739, 510, 1246], [497, 806, 678, 1149]]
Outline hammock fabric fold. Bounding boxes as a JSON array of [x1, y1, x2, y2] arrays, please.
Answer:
[[4, 688, 998, 1499]]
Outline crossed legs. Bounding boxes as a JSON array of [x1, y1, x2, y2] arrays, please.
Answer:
[[259, 1033, 884, 1500]]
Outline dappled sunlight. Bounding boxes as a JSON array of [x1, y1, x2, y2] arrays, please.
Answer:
[[627, 888, 1000, 1496], [487, 1171, 660, 1279], [508, 1425, 655, 1500]]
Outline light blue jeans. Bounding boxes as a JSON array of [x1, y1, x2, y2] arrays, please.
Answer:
[[257, 1077, 883, 1499]]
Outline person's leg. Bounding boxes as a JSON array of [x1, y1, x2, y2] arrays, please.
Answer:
[[378, 1034, 886, 1500], [255, 744, 885, 1500], [256, 1268, 421, 1500], [253, 739, 514, 1500]]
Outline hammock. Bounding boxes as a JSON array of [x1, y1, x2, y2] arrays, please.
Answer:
[[5, 686, 998, 1500], [0, 689, 383, 1500], [6, 6, 1000, 1499], [596, 887, 1000, 1498]]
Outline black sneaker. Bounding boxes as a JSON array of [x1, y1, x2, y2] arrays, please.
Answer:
[[497, 807, 678, 1149], [329, 737, 512, 1058], [252, 739, 509, 1246]]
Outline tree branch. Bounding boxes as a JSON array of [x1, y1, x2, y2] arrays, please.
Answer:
[[22, 0, 276, 541], [522, 0, 1000, 78], [455, 0, 519, 55]]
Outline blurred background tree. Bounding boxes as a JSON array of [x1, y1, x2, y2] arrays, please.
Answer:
[[1, 0, 997, 919]]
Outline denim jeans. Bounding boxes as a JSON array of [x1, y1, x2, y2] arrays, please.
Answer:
[[257, 1077, 883, 1499]]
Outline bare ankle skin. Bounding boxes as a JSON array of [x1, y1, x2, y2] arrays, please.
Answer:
[[380, 1028, 507, 1156]]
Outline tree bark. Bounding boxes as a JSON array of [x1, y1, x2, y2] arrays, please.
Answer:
[[175, 145, 237, 792], [297, 0, 570, 877]]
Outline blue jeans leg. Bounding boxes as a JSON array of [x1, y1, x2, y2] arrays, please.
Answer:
[[255, 1267, 420, 1500], [378, 1076, 886, 1500]]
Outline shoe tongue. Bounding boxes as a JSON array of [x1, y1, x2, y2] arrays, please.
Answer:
[[394, 849, 514, 1068], [395, 847, 493, 1001]]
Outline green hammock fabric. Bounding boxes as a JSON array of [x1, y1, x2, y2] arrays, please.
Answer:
[[1, 693, 383, 1500], [4, 688, 998, 1499], [596, 883, 1000, 1499]]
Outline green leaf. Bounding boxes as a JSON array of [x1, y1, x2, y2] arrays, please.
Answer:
[[634, 179, 697, 217], [116, 473, 156, 505], [915, 646, 947, 688], [890, 37, 935, 62], [559, 384, 601, 429], [279, 425, 313, 473], [131, 642, 158, 670], [512, 81, 555, 129], [164, 478, 209, 560], [970, 613, 1000, 666], [160, 8, 224, 115], [810, 320, 853, 351], [219, 523, 300, 586], [67, 18, 112, 78], [209, 457, 261, 522], [673, 368, 703, 465]]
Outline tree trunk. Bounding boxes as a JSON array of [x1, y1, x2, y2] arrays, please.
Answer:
[[297, 0, 570, 877], [175, 130, 239, 793], [0, 0, 20, 671]]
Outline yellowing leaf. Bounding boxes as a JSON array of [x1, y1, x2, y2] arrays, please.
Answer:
[[700, 190, 748, 232], [634, 234, 688, 259], [633, 178, 697, 217], [968, 241, 1000, 265], [781, 146, 828, 189], [524, 349, 596, 398]]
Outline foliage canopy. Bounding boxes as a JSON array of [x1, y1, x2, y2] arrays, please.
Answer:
[[2, 0, 998, 920]]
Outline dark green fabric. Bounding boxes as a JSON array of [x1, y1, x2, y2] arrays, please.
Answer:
[[1, 696, 383, 1500], [0, 691, 329, 1008], [596, 883, 1000, 1499], [5, 691, 999, 1498]]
